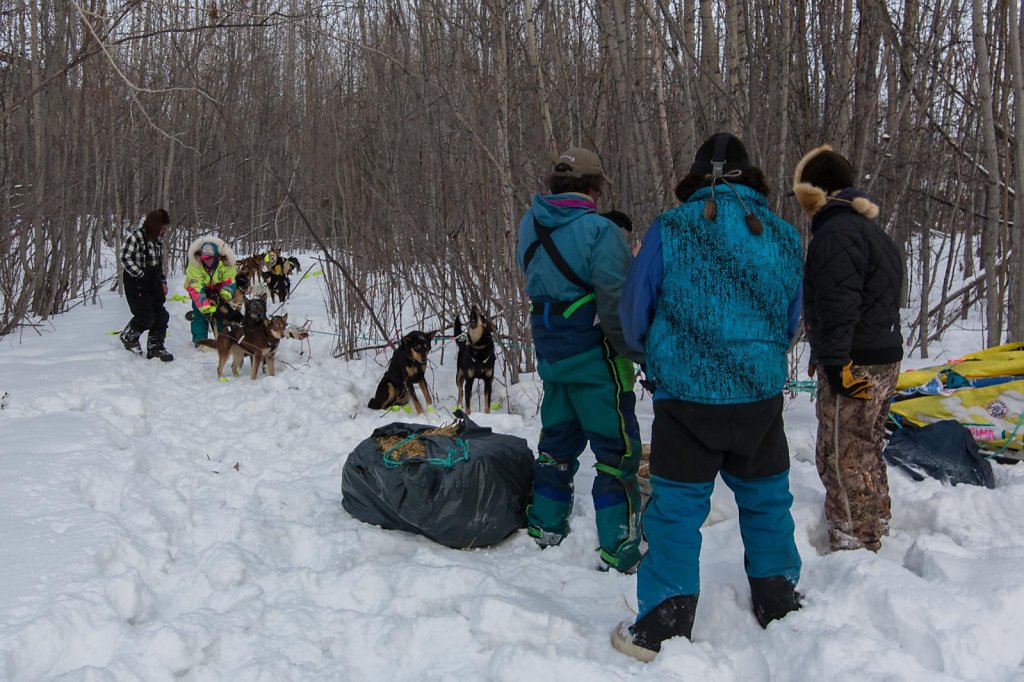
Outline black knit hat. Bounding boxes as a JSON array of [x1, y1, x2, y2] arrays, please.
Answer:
[[689, 133, 751, 176], [797, 148, 855, 193]]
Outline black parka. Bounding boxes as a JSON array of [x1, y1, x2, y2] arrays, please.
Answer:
[[803, 194, 904, 367]]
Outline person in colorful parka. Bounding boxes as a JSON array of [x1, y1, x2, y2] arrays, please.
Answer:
[[184, 235, 238, 347]]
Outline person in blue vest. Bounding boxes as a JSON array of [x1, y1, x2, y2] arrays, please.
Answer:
[[612, 133, 804, 661], [516, 147, 645, 574]]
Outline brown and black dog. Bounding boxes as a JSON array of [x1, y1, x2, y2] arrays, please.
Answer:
[[230, 272, 252, 312], [367, 331, 437, 414], [243, 293, 267, 327], [454, 306, 496, 414], [197, 314, 288, 380], [263, 270, 290, 304], [237, 256, 262, 284], [283, 256, 301, 275]]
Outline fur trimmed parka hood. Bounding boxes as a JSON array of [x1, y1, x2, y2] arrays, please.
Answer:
[[187, 235, 236, 268], [792, 145, 879, 220]]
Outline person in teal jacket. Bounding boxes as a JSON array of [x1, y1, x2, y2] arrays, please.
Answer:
[[516, 146, 645, 574], [613, 134, 803, 661], [184, 235, 238, 346]]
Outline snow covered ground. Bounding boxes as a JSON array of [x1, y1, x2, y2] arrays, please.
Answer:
[[2, 263, 1024, 681]]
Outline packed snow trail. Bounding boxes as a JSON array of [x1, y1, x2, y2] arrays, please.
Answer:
[[2, 262, 1024, 681]]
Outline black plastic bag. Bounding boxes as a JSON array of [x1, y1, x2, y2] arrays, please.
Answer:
[[341, 412, 534, 548], [884, 420, 996, 488]]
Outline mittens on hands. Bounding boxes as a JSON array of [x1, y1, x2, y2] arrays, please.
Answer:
[[822, 362, 873, 400]]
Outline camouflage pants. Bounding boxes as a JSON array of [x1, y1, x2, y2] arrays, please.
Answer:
[[815, 362, 900, 552]]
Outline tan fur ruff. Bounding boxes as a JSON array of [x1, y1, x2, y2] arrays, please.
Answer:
[[850, 196, 880, 219], [792, 144, 834, 216], [793, 182, 828, 216], [792, 144, 879, 219]]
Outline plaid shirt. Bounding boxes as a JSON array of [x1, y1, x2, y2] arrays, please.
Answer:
[[120, 228, 166, 283]]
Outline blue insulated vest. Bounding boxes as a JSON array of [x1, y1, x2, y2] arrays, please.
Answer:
[[645, 185, 802, 404]]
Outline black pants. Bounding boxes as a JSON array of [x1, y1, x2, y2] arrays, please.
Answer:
[[650, 395, 789, 483], [124, 273, 169, 343]]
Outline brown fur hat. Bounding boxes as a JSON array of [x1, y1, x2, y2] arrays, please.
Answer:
[[792, 145, 878, 219], [143, 209, 170, 240]]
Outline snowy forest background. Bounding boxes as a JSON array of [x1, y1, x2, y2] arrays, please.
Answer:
[[4, 3, 1024, 680], [2, 0, 1023, 362]]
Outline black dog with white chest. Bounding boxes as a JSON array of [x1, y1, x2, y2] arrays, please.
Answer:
[[368, 330, 437, 414], [455, 306, 496, 414]]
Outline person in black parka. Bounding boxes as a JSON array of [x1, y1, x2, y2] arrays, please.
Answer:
[[119, 209, 173, 362], [794, 145, 903, 552]]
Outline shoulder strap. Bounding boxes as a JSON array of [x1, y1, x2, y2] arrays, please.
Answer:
[[523, 217, 590, 291]]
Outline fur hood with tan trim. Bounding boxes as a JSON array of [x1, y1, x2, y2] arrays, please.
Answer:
[[792, 145, 878, 220], [187, 235, 236, 268]]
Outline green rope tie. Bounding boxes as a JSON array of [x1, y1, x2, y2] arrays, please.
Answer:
[[382, 433, 421, 468], [594, 462, 626, 478], [784, 380, 818, 394], [424, 438, 470, 469], [990, 412, 1024, 458], [382, 435, 470, 469]]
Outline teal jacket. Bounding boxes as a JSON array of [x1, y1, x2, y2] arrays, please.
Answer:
[[627, 184, 802, 404], [517, 192, 642, 364]]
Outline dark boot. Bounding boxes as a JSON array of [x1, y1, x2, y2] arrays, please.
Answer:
[[119, 324, 143, 355], [147, 347, 174, 362], [611, 594, 698, 662], [146, 331, 174, 362], [749, 576, 802, 628]]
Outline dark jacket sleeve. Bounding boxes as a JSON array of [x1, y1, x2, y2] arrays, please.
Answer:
[[806, 223, 866, 365]]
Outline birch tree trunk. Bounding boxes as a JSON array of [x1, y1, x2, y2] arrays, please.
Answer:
[[0, 0, 1019, 355], [523, 0, 556, 160], [971, 0, 1004, 345], [1007, 0, 1024, 340]]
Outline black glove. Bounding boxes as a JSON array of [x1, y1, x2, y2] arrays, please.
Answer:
[[601, 209, 633, 232], [822, 362, 873, 400]]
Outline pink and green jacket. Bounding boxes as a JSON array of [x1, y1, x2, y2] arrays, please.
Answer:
[[183, 235, 238, 309]]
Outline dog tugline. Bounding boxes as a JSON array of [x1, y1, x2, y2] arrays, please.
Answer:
[[184, 236, 238, 348]]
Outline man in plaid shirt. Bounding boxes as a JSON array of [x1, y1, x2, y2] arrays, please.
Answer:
[[119, 209, 173, 361]]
